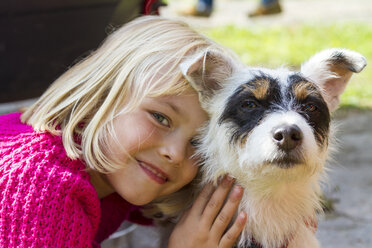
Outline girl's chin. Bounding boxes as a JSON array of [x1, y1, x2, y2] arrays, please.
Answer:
[[117, 191, 156, 206]]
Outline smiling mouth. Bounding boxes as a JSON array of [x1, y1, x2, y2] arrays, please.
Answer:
[[137, 160, 169, 184]]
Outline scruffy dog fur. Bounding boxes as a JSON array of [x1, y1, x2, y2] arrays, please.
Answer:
[[180, 48, 367, 248]]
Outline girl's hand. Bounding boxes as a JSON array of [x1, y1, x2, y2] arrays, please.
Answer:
[[168, 175, 246, 248]]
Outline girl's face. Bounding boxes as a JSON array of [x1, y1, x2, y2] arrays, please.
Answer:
[[105, 92, 208, 205]]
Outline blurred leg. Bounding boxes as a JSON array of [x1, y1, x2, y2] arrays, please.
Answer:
[[248, 0, 282, 17], [196, 0, 213, 14], [261, 0, 278, 7], [179, 0, 213, 17]]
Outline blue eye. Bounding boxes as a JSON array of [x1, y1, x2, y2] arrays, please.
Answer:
[[241, 100, 257, 109], [152, 112, 170, 127]]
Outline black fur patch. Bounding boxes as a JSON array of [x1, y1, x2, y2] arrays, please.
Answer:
[[219, 74, 282, 144], [218, 72, 330, 147], [287, 74, 330, 145], [329, 51, 357, 72]]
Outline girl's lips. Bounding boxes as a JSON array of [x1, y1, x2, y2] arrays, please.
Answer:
[[137, 160, 169, 184]]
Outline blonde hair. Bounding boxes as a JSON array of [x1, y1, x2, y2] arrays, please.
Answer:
[[21, 16, 230, 216]]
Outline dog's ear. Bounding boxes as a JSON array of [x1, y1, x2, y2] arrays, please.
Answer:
[[301, 48, 367, 112], [180, 50, 238, 103]]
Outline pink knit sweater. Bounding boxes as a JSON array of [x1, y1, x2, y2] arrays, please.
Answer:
[[0, 113, 151, 248]]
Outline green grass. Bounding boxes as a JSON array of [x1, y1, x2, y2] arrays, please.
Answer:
[[203, 23, 372, 108]]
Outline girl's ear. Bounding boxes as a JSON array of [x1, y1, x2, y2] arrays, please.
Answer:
[[180, 50, 238, 103], [301, 48, 367, 112]]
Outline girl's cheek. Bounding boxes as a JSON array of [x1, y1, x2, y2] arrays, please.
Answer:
[[123, 123, 158, 152], [186, 161, 199, 181]]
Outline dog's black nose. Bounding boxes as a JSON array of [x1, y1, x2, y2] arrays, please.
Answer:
[[272, 124, 303, 151]]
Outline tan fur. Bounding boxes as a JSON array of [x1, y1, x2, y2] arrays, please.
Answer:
[[293, 81, 321, 101], [245, 79, 270, 100]]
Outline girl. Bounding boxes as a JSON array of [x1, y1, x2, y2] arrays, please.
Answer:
[[0, 16, 246, 247]]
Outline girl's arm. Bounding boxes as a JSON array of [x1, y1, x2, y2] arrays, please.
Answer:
[[168, 176, 246, 248]]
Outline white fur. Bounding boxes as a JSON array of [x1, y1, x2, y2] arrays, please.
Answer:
[[238, 111, 321, 169], [199, 105, 326, 248], [181, 48, 366, 248], [301, 48, 367, 111]]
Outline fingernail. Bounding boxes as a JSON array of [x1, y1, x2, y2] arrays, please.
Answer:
[[238, 212, 247, 225], [230, 186, 243, 201], [217, 175, 224, 184], [223, 175, 234, 186], [226, 175, 234, 182]]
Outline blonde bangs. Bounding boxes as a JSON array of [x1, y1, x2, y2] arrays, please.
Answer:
[[20, 15, 238, 216], [21, 16, 216, 173]]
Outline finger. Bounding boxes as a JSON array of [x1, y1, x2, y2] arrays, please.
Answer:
[[177, 205, 192, 224], [201, 175, 234, 227], [189, 182, 215, 216], [219, 212, 247, 248], [211, 185, 244, 237]]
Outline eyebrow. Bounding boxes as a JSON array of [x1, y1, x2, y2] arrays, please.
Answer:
[[160, 100, 182, 116], [168, 103, 181, 115]]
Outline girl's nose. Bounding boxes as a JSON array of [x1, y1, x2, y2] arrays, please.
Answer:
[[159, 137, 188, 166]]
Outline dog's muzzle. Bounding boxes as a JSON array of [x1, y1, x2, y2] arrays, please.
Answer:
[[270, 124, 305, 168], [272, 124, 303, 151]]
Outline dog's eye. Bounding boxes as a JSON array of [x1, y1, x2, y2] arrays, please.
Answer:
[[302, 103, 317, 112], [241, 100, 257, 109]]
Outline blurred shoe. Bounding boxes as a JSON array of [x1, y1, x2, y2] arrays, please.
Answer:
[[178, 2, 212, 17], [248, 2, 282, 17]]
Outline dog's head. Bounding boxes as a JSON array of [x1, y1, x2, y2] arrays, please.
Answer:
[[181, 49, 366, 185]]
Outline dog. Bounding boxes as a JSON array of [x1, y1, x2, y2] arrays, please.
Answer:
[[180, 48, 367, 248]]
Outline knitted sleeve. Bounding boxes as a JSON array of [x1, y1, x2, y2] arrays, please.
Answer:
[[0, 162, 101, 248], [0, 113, 101, 248]]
